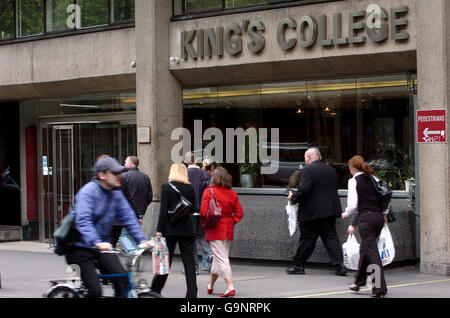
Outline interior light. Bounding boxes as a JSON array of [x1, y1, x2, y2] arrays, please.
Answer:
[[60, 103, 99, 108]]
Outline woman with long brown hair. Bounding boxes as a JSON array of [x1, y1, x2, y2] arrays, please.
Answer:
[[341, 155, 388, 297], [200, 167, 243, 297]]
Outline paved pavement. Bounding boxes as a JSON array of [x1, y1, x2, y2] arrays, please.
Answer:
[[1, 241, 450, 300]]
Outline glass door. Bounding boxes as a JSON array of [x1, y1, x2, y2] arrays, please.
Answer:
[[41, 125, 74, 242], [39, 119, 136, 242]]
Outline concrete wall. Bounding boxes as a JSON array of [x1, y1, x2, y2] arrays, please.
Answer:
[[416, 0, 450, 276], [142, 196, 416, 263], [0, 28, 137, 101], [135, 0, 183, 198]]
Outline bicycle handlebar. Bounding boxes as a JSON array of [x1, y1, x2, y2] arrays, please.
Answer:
[[97, 243, 154, 254]]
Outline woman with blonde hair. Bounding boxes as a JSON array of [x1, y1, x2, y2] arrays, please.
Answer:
[[341, 155, 388, 297], [200, 167, 243, 297], [149, 163, 197, 298]]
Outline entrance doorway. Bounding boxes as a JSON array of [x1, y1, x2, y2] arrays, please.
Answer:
[[39, 116, 136, 242]]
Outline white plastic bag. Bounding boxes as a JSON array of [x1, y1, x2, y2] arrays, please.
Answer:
[[377, 225, 395, 266], [342, 234, 360, 270], [285, 202, 298, 236]]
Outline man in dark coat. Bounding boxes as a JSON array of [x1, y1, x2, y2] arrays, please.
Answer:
[[185, 152, 213, 273], [118, 155, 153, 255], [286, 148, 347, 276]]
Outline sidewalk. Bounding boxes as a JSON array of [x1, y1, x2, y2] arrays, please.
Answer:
[[0, 241, 53, 254], [1, 241, 450, 298]]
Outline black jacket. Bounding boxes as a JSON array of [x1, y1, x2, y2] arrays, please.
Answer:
[[120, 167, 152, 218], [291, 160, 342, 222], [156, 181, 196, 237], [187, 166, 209, 212]]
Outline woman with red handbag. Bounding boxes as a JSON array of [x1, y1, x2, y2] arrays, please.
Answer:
[[200, 167, 243, 297]]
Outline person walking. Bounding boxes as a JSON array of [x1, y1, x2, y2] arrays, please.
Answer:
[[200, 167, 243, 297], [184, 152, 213, 274], [149, 163, 198, 298], [286, 147, 347, 276], [118, 155, 153, 255], [202, 157, 216, 180], [341, 155, 388, 297], [65, 157, 153, 298]]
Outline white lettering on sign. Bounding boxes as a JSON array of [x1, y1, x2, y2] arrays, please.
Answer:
[[418, 115, 445, 122]]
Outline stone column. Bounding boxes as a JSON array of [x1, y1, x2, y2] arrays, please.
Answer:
[[135, 0, 182, 236], [416, 0, 450, 276]]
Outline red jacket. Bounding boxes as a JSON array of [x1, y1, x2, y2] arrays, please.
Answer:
[[200, 185, 243, 242]]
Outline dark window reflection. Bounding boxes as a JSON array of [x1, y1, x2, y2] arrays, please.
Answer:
[[183, 74, 415, 190], [0, 104, 21, 226]]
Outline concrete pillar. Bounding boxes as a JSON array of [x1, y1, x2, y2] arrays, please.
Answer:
[[135, 0, 182, 234], [416, 0, 450, 276]]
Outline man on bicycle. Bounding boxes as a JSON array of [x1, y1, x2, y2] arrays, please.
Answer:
[[65, 157, 153, 298]]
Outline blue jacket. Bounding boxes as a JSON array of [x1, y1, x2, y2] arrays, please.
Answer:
[[72, 180, 147, 249]]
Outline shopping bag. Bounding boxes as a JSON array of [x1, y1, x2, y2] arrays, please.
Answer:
[[342, 234, 360, 270], [152, 237, 170, 275], [285, 202, 298, 236], [377, 225, 395, 266]]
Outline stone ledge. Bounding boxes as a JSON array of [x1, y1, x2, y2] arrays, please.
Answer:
[[0, 225, 21, 242], [421, 263, 450, 276]]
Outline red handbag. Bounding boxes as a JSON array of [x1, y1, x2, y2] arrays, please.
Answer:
[[203, 188, 222, 229]]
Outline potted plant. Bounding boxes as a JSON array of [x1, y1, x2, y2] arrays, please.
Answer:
[[239, 161, 259, 188], [400, 154, 415, 191]]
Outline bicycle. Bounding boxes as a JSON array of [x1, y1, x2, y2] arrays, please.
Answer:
[[43, 245, 158, 298]]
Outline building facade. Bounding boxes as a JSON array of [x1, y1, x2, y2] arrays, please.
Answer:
[[0, 0, 449, 275]]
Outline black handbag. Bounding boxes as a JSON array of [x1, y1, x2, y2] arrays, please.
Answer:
[[167, 182, 193, 223], [370, 175, 393, 211]]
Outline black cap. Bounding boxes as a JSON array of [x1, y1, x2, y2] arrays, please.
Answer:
[[94, 157, 126, 175]]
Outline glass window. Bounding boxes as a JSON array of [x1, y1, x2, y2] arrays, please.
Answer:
[[34, 92, 136, 116], [173, 0, 183, 15], [78, 0, 108, 28], [16, 0, 45, 37], [0, 0, 14, 40], [185, 0, 222, 13], [183, 74, 415, 190], [111, 0, 135, 24], [46, 0, 75, 32], [225, 0, 267, 9]]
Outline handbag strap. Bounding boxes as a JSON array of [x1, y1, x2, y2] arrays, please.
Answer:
[[168, 181, 182, 195]]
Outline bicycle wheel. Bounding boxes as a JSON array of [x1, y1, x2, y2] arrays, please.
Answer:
[[46, 285, 79, 298]]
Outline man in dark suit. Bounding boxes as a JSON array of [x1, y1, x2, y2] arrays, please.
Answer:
[[118, 155, 153, 255], [287, 148, 347, 276], [184, 152, 213, 274]]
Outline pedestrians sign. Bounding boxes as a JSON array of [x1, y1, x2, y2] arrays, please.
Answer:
[[417, 109, 446, 143]]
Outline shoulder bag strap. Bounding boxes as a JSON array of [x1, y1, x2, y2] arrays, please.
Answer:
[[168, 181, 182, 195]]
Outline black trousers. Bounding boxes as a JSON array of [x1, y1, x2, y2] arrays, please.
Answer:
[[150, 235, 198, 298], [111, 225, 123, 248], [66, 247, 128, 298], [354, 212, 387, 294], [294, 216, 343, 267]]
